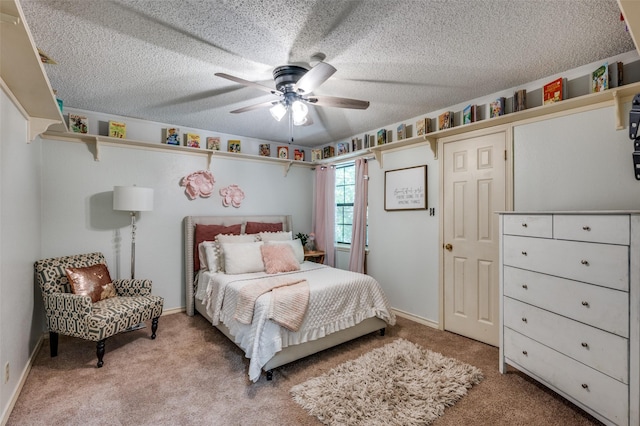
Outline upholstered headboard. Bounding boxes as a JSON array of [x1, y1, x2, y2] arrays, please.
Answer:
[[183, 215, 293, 316]]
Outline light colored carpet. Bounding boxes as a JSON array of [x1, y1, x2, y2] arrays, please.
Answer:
[[290, 338, 483, 425]]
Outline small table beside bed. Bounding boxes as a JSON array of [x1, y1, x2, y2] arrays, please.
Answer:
[[184, 214, 396, 382]]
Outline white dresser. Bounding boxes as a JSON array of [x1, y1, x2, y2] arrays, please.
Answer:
[[498, 212, 639, 426]]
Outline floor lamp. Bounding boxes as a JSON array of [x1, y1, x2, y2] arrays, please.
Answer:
[[113, 185, 154, 279]]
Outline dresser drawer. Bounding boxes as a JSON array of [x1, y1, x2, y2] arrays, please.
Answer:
[[554, 215, 630, 245], [503, 214, 552, 238], [503, 235, 629, 291], [504, 297, 628, 382], [503, 267, 629, 337], [504, 329, 628, 426]]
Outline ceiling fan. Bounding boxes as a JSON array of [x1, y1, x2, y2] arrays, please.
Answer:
[[215, 61, 370, 133]]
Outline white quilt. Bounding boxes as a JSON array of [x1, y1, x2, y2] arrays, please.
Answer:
[[196, 262, 396, 382]]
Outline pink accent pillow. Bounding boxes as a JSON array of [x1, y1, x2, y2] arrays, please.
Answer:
[[260, 244, 300, 274], [245, 221, 283, 234], [194, 223, 241, 270]]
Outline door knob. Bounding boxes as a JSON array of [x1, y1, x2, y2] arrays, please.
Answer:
[[445, 243, 453, 251]]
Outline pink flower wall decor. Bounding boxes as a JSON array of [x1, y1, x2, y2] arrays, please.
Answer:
[[180, 170, 215, 200], [220, 184, 245, 208]]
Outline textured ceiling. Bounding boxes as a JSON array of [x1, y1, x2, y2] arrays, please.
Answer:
[[20, 0, 637, 147]]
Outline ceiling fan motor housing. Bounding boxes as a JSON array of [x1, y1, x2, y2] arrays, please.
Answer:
[[273, 65, 308, 93]]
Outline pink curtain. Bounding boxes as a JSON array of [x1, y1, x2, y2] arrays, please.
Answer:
[[348, 159, 368, 273], [313, 166, 335, 266]]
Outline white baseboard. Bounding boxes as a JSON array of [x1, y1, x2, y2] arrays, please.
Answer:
[[391, 308, 440, 330], [1, 335, 44, 426], [161, 307, 185, 316]]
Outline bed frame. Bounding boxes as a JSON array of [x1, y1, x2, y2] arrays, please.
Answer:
[[184, 215, 387, 380]]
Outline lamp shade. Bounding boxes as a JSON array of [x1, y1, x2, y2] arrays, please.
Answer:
[[113, 186, 154, 212]]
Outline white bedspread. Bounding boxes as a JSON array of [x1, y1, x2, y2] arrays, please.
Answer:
[[196, 262, 396, 382]]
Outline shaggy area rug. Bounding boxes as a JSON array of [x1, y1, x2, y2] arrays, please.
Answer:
[[290, 338, 483, 425]]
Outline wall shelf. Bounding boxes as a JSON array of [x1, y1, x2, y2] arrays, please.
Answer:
[[0, 0, 66, 141], [41, 131, 313, 176], [313, 80, 640, 169]]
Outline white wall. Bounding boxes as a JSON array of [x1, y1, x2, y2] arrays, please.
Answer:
[[39, 136, 314, 311], [514, 103, 640, 210], [0, 89, 43, 421], [366, 144, 440, 323]]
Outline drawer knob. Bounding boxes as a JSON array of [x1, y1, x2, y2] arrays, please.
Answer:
[[580, 259, 589, 266], [522, 350, 528, 356], [522, 284, 528, 289], [521, 223, 528, 228], [581, 383, 589, 390], [581, 342, 589, 348], [521, 317, 527, 323], [581, 301, 590, 307], [521, 251, 527, 256], [582, 226, 591, 231]]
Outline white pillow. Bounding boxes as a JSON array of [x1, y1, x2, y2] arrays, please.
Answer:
[[215, 234, 259, 272], [221, 241, 265, 274], [259, 231, 292, 242], [198, 241, 219, 271], [265, 239, 304, 263]]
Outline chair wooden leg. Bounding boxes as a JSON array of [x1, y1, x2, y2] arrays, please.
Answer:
[[49, 332, 58, 357], [96, 339, 105, 368], [151, 317, 159, 339]]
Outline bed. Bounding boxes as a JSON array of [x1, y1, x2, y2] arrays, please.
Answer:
[[184, 214, 396, 382]]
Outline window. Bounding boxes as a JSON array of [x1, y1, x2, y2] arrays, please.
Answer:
[[335, 163, 355, 244], [335, 163, 367, 245]]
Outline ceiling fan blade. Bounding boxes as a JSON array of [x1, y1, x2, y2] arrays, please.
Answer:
[[230, 101, 276, 114], [215, 73, 282, 96], [306, 95, 370, 110], [294, 62, 336, 94]]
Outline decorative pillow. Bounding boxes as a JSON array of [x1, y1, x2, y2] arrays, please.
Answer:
[[198, 241, 219, 272], [194, 223, 241, 270], [245, 221, 283, 234], [220, 241, 265, 274], [261, 244, 300, 274], [265, 239, 304, 263], [215, 234, 260, 272], [65, 263, 117, 303], [259, 231, 292, 242]]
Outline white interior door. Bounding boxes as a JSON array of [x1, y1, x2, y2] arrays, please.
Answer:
[[442, 130, 507, 346]]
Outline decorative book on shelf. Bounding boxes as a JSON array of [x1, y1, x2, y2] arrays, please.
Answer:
[[397, 123, 406, 140], [591, 62, 608, 93], [543, 77, 567, 105], [351, 137, 363, 151], [416, 118, 432, 136], [277, 146, 289, 159], [337, 142, 349, 155], [311, 149, 322, 161], [294, 149, 304, 161], [184, 133, 200, 148], [259, 144, 271, 157], [609, 61, 623, 88], [163, 128, 180, 145], [206, 136, 221, 150], [228, 140, 241, 153], [363, 134, 371, 148], [323, 145, 335, 158], [69, 114, 88, 134], [438, 111, 453, 130], [514, 89, 527, 112], [377, 129, 387, 145], [490, 97, 506, 118], [108, 121, 126, 138], [462, 105, 476, 124]]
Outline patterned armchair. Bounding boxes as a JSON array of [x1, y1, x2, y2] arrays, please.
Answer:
[[35, 252, 164, 367]]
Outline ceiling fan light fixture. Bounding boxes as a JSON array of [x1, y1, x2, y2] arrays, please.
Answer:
[[270, 102, 287, 121], [291, 100, 308, 125]]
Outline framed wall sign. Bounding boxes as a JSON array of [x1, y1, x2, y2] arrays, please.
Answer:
[[384, 165, 427, 211]]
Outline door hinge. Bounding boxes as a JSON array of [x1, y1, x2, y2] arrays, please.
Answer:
[[504, 150, 507, 161]]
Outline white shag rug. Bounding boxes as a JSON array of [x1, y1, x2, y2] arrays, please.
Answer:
[[290, 338, 483, 425]]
